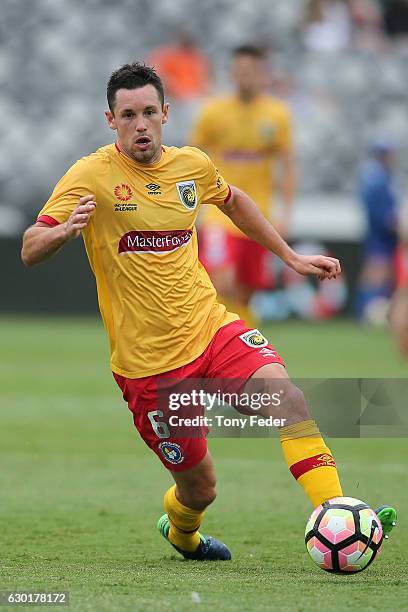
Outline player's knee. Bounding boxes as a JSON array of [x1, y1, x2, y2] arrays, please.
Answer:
[[257, 379, 310, 425]]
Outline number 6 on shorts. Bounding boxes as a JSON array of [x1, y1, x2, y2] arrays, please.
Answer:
[[147, 410, 170, 439]]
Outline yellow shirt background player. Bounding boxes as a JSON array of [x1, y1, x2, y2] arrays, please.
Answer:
[[191, 45, 297, 313], [193, 93, 291, 235], [37, 143, 237, 378]]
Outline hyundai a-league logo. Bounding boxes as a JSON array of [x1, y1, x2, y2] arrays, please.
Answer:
[[239, 329, 269, 348], [176, 180, 197, 210], [158, 441, 184, 465], [114, 183, 133, 201]]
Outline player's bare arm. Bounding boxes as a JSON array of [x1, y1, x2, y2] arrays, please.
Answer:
[[220, 186, 340, 281], [21, 195, 96, 267]]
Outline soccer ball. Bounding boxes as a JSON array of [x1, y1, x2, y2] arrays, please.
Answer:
[[305, 497, 383, 573]]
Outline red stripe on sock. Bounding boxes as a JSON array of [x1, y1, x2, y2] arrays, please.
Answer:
[[290, 453, 336, 480]]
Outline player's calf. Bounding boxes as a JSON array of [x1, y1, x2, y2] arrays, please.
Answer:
[[175, 482, 217, 512], [172, 454, 217, 511]]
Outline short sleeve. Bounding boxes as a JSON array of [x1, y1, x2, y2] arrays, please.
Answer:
[[201, 153, 231, 206], [37, 158, 94, 225]]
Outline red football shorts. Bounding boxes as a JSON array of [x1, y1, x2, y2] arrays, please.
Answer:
[[113, 320, 284, 472], [199, 225, 276, 290], [396, 245, 408, 287]]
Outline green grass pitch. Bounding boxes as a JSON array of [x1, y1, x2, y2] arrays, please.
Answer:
[[0, 317, 407, 611]]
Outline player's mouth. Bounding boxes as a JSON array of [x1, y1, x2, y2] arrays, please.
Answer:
[[134, 136, 151, 151]]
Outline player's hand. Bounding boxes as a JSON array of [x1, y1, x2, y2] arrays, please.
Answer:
[[289, 253, 341, 280], [64, 195, 96, 240]]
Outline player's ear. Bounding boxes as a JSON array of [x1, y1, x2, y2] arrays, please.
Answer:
[[162, 103, 170, 125], [105, 110, 117, 131]]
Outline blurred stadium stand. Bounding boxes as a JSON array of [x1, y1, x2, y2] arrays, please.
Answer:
[[1, 0, 407, 315]]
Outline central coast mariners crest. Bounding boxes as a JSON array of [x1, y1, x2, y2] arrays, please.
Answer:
[[176, 180, 197, 210], [158, 442, 184, 465], [239, 329, 269, 348]]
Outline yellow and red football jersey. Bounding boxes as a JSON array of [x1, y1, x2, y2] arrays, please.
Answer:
[[37, 144, 238, 377], [191, 94, 292, 235]]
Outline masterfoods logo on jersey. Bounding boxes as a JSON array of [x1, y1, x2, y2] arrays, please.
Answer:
[[176, 180, 197, 210], [118, 229, 193, 254]]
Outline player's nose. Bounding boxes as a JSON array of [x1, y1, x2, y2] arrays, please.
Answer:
[[135, 117, 147, 131]]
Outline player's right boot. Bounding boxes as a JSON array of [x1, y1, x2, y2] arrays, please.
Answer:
[[375, 505, 397, 540], [157, 514, 232, 560]]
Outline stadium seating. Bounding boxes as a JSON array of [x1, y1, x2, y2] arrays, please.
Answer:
[[1, 0, 407, 230]]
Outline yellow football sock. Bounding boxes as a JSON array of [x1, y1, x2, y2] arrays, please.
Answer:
[[163, 485, 203, 552], [280, 419, 343, 508]]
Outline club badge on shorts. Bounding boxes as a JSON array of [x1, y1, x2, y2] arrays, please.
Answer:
[[176, 180, 197, 210], [158, 441, 184, 465], [239, 329, 269, 348]]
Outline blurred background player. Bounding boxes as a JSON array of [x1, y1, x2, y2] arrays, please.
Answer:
[[354, 138, 400, 322], [191, 45, 297, 324], [301, 0, 353, 52], [301, 0, 384, 53], [148, 30, 211, 146], [389, 197, 408, 356]]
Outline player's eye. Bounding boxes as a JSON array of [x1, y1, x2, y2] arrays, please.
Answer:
[[144, 109, 155, 116], [123, 111, 134, 119]]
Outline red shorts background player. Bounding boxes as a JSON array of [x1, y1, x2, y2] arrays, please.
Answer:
[[199, 226, 275, 294]]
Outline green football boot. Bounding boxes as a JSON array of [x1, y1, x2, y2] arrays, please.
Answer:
[[375, 505, 397, 540], [157, 514, 231, 560]]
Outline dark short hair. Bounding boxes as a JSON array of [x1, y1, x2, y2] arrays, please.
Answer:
[[232, 45, 264, 60], [107, 62, 165, 112]]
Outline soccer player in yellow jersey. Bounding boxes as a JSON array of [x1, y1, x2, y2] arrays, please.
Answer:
[[21, 63, 396, 561], [191, 45, 296, 321]]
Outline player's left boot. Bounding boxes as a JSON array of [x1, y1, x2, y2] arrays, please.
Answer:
[[157, 514, 231, 560], [375, 505, 397, 539]]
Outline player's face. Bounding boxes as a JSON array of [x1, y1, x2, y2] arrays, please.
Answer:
[[232, 55, 264, 99], [105, 85, 169, 164]]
